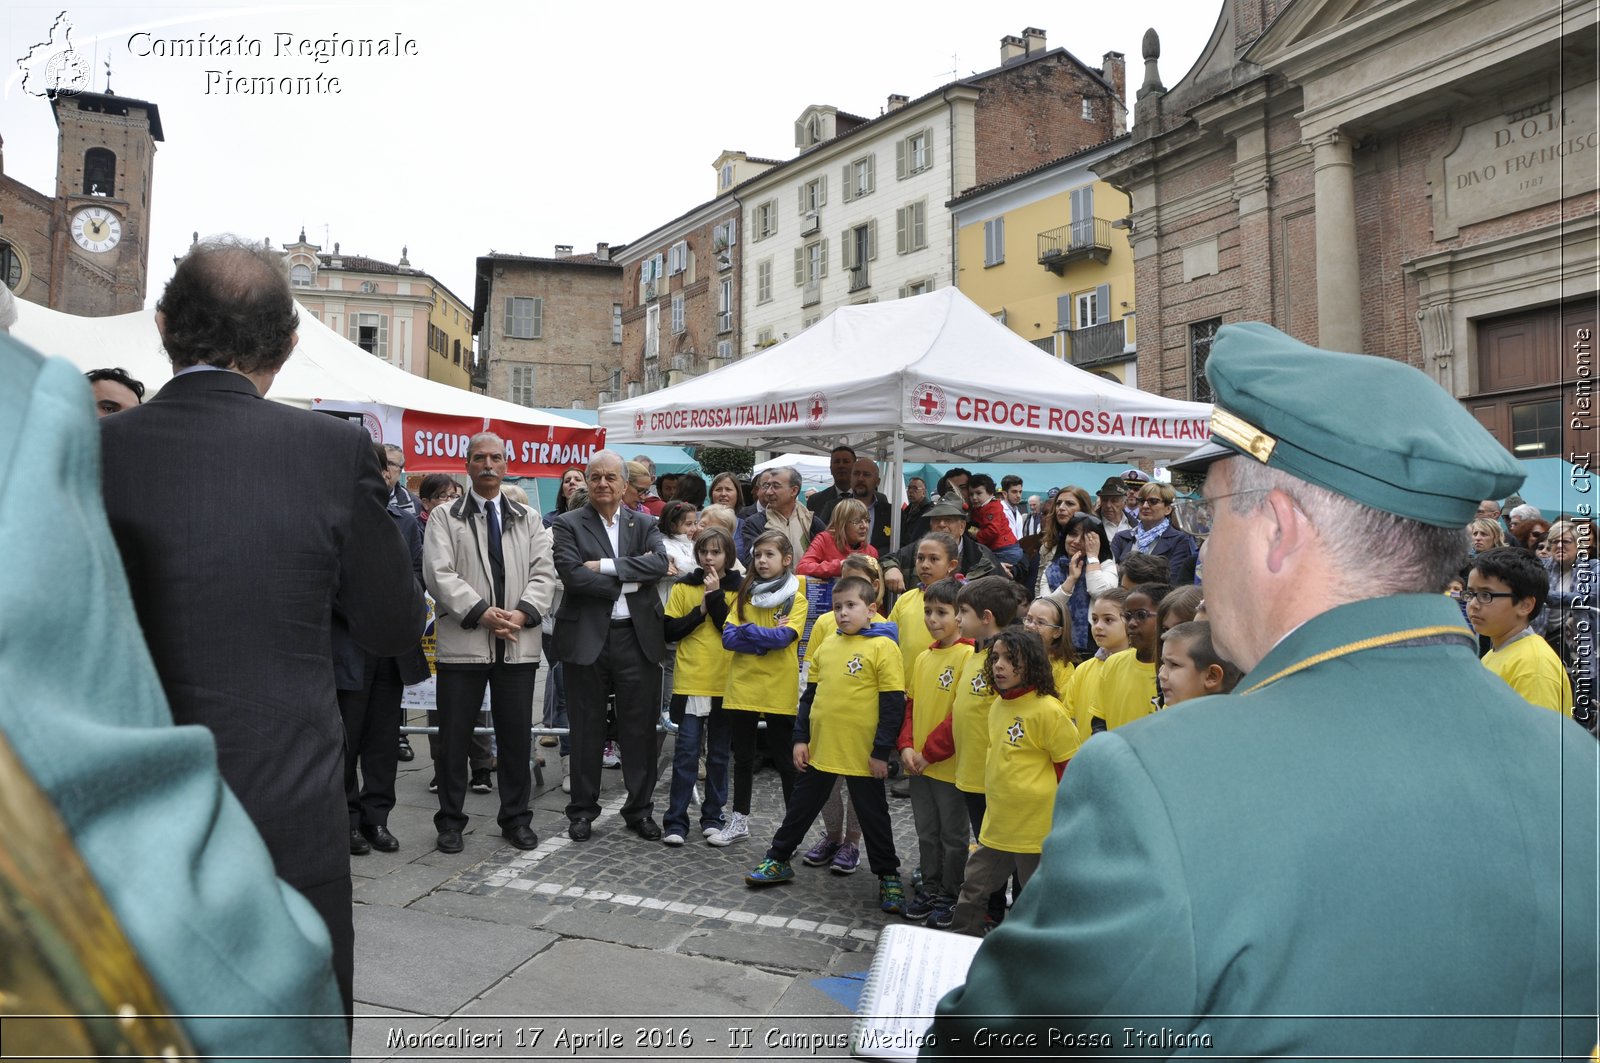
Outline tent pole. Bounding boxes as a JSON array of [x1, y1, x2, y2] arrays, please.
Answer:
[[890, 430, 905, 552]]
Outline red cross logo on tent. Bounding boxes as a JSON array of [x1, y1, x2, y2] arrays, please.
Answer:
[[635, 412, 646, 434], [911, 382, 946, 425], [806, 391, 828, 429]]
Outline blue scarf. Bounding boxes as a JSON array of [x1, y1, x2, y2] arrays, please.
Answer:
[[1132, 517, 1169, 553]]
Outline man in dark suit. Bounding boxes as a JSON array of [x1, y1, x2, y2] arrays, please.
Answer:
[[551, 450, 669, 842], [100, 236, 423, 1021], [805, 444, 857, 523]]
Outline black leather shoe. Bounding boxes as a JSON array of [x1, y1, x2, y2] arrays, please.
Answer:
[[568, 819, 592, 842], [361, 824, 400, 853], [349, 828, 371, 855], [502, 825, 539, 850], [436, 829, 464, 854], [396, 735, 415, 761], [470, 768, 493, 793], [628, 818, 663, 841]]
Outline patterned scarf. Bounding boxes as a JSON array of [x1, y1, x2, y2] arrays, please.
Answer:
[[1133, 517, 1169, 553]]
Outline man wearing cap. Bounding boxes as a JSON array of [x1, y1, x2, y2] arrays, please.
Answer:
[[1094, 476, 1131, 540], [929, 322, 1597, 1058], [881, 499, 999, 594]]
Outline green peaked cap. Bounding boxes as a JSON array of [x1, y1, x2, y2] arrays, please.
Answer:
[[1171, 322, 1525, 528]]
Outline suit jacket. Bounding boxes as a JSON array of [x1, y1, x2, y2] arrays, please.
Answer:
[[550, 504, 668, 666], [100, 368, 423, 892], [332, 501, 430, 689], [1110, 521, 1199, 586], [423, 491, 557, 665], [0, 341, 344, 1055], [931, 594, 1598, 1057]]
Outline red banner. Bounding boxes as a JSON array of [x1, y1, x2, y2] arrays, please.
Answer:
[[401, 409, 605, 476]]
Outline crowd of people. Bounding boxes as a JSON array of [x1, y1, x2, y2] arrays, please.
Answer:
[[9, 244, 1595, 1058]]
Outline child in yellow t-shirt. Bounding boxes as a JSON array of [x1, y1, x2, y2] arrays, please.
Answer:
[[946, 627, 1078, 936], [713, 529, 808, 848], [1063, 587, 1128, 745], [1468, 547, 1575, 716], [1157, 620, 1242, 706], [888, 532, 964, 681], [1023, 594, 1076, 717], [895, 577, 973, 928], [744, 578, 908, 914], [1089, 582, 1169, 733]]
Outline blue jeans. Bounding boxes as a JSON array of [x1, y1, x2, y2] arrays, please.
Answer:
[[663, 698, 731, 837]]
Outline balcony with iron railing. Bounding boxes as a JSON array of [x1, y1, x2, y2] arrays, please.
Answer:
[[1059, 317, 1127, 367], [1037, 218, 1113, 273], [802, 281, 822, 307], [848, 264, 871, 293]]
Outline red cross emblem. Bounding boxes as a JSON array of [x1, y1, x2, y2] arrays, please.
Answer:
[[806, 391, 828, 429], [635, 412, 646, 433], [911, 382, 946, 425]]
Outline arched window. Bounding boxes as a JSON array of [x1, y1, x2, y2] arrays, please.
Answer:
[[290, 264, 313, 287], [0, 241, 23, 291], [83, 148, 116, 197]]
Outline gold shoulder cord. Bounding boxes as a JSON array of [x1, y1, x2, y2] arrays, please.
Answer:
[[1239, 626, 1473, 696]]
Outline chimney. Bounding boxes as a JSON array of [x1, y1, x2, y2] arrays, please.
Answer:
[[886, 93, 908, 111], [595, 241, 610, 260], [1101, 50, 1126, 103], [1000, 35, 1025, 63], [1023, 27, 1047, 55], [554, 244, 573, 258]]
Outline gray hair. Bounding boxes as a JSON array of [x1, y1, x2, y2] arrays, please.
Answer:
[[761, 466, 801, 490], [383, 442, 405, 469], [587, 449, 624, 475], [1509, 504, 1542, 523], [1226, 459, 1467, 598], [466, 431, 504, 457]]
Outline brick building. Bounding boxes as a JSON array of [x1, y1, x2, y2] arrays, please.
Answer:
[[1097, 0, 1597, 460], [473, 246, 624, 408], [0, 90, 162, 316]]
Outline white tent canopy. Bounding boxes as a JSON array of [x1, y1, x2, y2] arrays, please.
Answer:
[[11, 297, 592, 426], [600, 287, 1212, 464]]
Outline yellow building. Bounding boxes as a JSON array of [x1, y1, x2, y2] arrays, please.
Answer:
[[425, 281, 474, 390], [950, 134, 1137, 383]]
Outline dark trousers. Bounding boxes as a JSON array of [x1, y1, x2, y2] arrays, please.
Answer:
[[337, 657, 402, 830], [729, 710, 796, 814], [767, 766, 899, 876], [965, 790, 1011, 920], [564, 622, 661, 826], [433, 662, 537, 833], [298, 875, 354, 1030]]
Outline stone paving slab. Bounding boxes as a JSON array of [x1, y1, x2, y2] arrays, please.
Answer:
[[353, 904, 554, 1015], [353, 1003, 429, 1063], [408, 889, 547, 929], [678, 926, 839, 972], [539, 906, 695, 950], [352, 861, 465, 908]]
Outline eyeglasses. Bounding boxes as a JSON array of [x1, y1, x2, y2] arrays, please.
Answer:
[[1022, 616, 1061, 630], [1124, 609, 1156, 623], [1460, 589, 1518, 605], [1183, 488, 1273, 529]]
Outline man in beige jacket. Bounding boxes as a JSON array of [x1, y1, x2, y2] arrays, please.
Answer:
[[423, 431, 557, 854]]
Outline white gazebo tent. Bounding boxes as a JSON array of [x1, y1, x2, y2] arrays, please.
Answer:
[[600, 288, 1212, 542], [11, 298, 604, 475]]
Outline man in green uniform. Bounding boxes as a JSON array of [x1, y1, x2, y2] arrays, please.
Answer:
[[928, 323, 1598, 1058], [0, 335, 347, 1057]]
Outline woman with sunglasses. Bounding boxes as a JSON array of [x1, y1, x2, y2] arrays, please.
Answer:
[[1110, 482, 1199, 587]]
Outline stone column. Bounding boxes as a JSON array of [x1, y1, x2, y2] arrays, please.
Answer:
[[1309, 130, 1361, 353]]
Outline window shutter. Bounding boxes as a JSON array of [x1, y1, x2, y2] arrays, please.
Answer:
[[867, 219, 878, 260], [818, 174, 827, 206], [1057, 294, 1072, 331], [896, 139, 908, 180], [912, 202, 926, 249], [842, 164, 853, 201], [798, 185, 807, 215], [728, 218, 737, 246], [503, 297, 514, 334], [896, 207, 908, 254], [819, 239, 829, 277], [841, 229, 855, 270], [794, 247, 805, 286], [866, 155, 876, 192], [532, 298, 543, 338], [1096, 284, 1111, 325]]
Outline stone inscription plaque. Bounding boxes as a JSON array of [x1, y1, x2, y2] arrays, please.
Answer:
[[1436, 80, 1598, 238]]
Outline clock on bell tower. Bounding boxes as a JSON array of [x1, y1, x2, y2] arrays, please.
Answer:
[[49, 90, 163, 316]]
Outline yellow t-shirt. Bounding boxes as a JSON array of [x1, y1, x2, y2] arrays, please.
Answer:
[[806, 629, 906, 776], [979, 690, 1078, 853], [1064, 654, 1108, 745], [909, 640, 974, 785], [1049, 657, 1076, 705], [889, 587, 934, 681], [665, 583, 733, 697], [1483, 630, 1574, 717], [723, 575, 808, 716], [1089, 648, 1160, 731], [951, 647, 994, 794]]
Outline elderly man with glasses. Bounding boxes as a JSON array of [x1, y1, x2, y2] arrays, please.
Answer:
[[734, 466, 824, 568]]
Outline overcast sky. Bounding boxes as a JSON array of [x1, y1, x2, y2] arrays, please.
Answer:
[[2, 1, 1220, 310]]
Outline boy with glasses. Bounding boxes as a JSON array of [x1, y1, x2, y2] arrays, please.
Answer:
[[1466, 547, 1573, 716]]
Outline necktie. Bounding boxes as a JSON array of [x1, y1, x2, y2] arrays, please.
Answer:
[[485, 498, 505, 604]]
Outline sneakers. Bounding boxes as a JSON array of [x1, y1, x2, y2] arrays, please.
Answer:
[[830, 841, 861, 875], [470, 768, 492, 793], [927, 900, 956, 930], [707, 811, 749, 847], [602, 741, 621, 768], [801, 836, 842, 867], [659, 711, 679, 734], [701, 825, 722, 839], [903, 890, 938, 921], [744, 858, 795, 886], [662, 832, 686, 846], [879, 874, 906, 914], [427, 777, 438, 794]]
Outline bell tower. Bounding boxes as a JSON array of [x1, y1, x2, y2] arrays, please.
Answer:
[[49, 90, 162, 316]]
